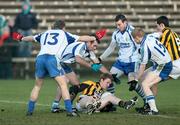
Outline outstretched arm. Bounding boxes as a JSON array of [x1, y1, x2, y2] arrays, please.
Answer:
[[12, 32, 34, 42], [100, 41, 116, 61], [75, 55, 91, 68], [89, 51, 110, 74], [78, 35, 96, 42], [22, 36, 34, 42]]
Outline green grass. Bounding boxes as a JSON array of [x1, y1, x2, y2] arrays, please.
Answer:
[[0, 78, 180, 125]]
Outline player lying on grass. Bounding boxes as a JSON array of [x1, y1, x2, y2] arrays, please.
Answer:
[[129, 28, 173, 115], [68, 73, 138, 115], [12, 20, 97, 117]]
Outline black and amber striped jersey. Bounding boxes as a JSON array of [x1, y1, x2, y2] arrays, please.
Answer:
[[160, 27, 180, 61], [81, 80, 104, 97]]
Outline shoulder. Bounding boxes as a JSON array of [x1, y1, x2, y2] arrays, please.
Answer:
[[81, 80, 96, 85], [112, 29, 120, 35], [127, 24, 134, 32], [163, 27, 171, 32]]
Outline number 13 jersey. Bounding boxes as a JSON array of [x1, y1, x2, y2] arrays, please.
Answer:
[[33, 29, 79, 56]]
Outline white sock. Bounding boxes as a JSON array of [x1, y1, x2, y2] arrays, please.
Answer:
[[146, 96, 158, 112]]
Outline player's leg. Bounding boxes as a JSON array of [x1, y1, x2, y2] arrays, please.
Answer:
[[128, 66, 153, 107], [55, 75, 79, 116], [51, 86, 63, 113], [27, 55, 46, 116], [48, 56, 78, 116], [27, 77, 44, 115], [109, 66, 124, 94], [141, 71, 161, 114], [98, 92, 138, 110], [151, 84, 158, 96], [51, 70, 79, 112], [139, 62, 172, 115]]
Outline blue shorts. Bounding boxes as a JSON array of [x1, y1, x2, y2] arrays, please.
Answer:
[[152, 61, 173, 80], [35, 54, 61, 78], [112, 60, 136, 75]]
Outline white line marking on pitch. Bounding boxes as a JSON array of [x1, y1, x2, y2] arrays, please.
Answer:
[[0, 100, 50, 107], [129, 113, 179, 119], [0, 100, 179, 119]]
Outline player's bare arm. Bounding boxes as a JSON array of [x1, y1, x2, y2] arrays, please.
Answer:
[[75, 55, 91, 68], [100, 41, 116, 61], [21, 36, 34, 42], [78, 35, 96, 42]]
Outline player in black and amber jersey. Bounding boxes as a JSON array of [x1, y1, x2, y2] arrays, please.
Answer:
[[68, 73, 138, 114], [156, 16, 180, 79]]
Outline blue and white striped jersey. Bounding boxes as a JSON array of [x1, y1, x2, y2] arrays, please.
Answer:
[[112, 25, 140, 62], [33, 29, 79, 56], [140, 33, 171, 65], [58, 42, 90, 64]]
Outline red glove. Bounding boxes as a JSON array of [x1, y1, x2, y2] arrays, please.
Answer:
[[95, 29, 107, 41], [12, 32, 23, 41]]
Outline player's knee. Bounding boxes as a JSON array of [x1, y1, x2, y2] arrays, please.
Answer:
[[128, 72, 136, 80]]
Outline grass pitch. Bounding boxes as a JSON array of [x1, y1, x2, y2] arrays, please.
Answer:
[[0, 78, 180, 125]]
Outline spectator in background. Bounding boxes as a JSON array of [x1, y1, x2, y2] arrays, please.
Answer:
[[14, 0, 38, 57], [0, 15, 12, 79], [8, 17, 19, 57]]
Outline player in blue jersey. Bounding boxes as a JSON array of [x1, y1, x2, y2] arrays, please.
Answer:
[[12, 20, 96, 117], [98, 14, 145, 110], [131, 28, 172, 115]]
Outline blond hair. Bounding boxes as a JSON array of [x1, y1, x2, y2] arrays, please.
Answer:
[[131, 28, 145, 38]]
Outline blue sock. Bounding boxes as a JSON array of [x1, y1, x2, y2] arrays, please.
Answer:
[[27, 100, 36, 113], [64, 99, 72, 113]]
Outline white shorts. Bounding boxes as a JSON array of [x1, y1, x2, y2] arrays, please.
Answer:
[[76, 95, 95, 112], [76, 92, 112, 112], [101, 92, 112, 99], [169, 58, 180, 79]]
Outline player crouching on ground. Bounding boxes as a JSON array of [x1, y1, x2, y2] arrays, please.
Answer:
[[70, 73, 138, 115]]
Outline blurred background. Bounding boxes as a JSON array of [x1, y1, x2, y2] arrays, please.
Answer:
[[0, 0, 180, 79]]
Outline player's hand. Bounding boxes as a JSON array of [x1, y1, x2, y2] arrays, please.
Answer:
[[112, 74, 121, 84], [12, 32, 23, 41], [127, 80, 138, 91], [98, 57, 102, 63], [91, 63, 102, 72]]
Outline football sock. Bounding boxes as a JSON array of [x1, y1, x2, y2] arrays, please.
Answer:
[[134, 83, 146, 100], [27, 100, 36, 113], [64, 99, 72, 113], [51, 100, 60, 109], [107, 83, 115, 94], [146, 95, 158, 112]]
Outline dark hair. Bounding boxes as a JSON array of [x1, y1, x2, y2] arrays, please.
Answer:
[[100, 73, 113, 81], [90, 34, 100, 43], [52, 20, 65, 29], [115, 14, 127, 22], [156, 16, 169, 27]]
